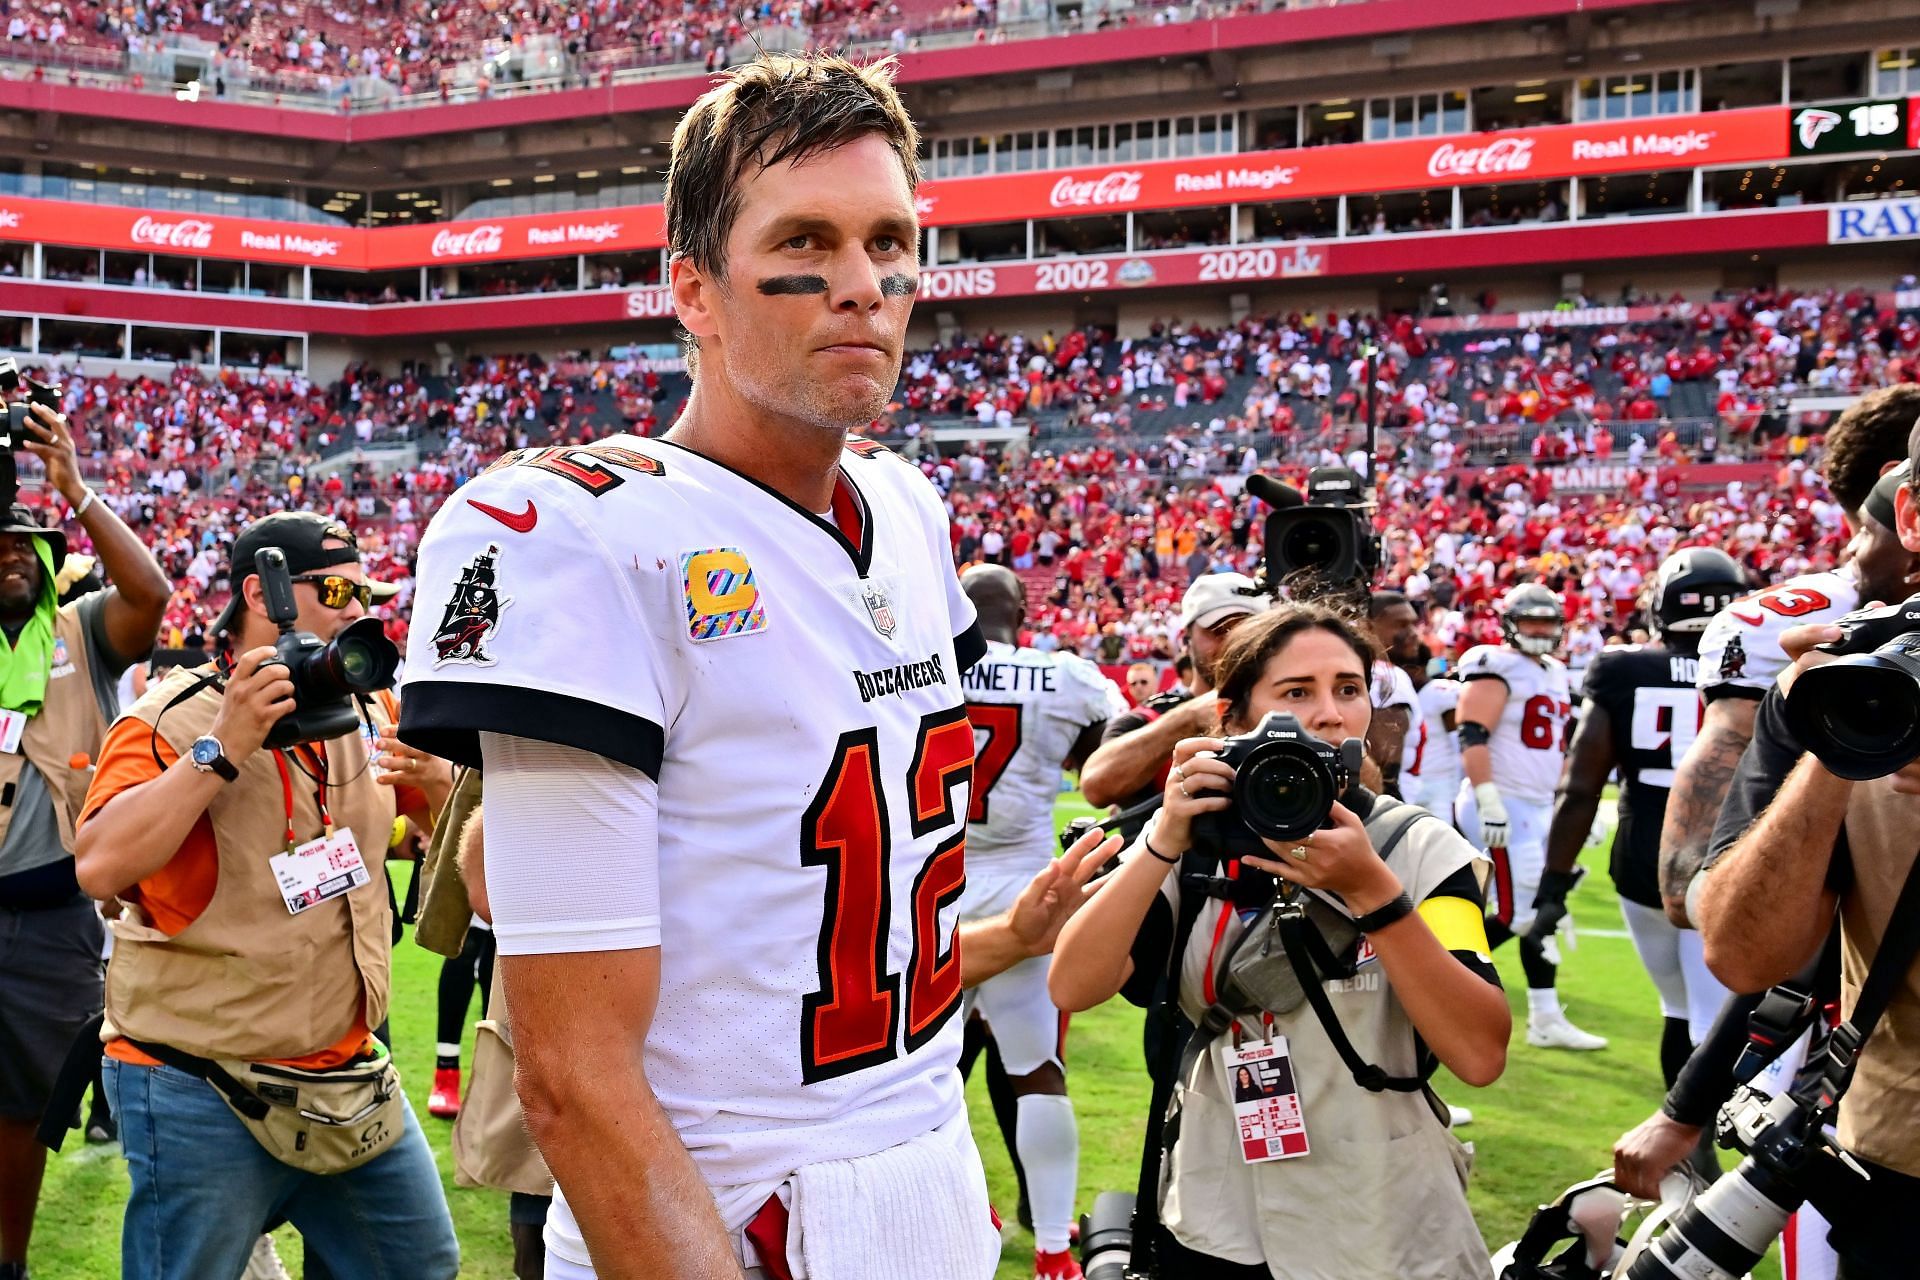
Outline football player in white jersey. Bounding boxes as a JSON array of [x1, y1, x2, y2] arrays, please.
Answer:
[[1455, 583, 1607, 1050], [400, 55, 1004, 1280], [956, 566, 1125, 1280], [1367, 590, 1420, 798], [1411, 666, 1463, 819], [1661, 384, 1920, 930]]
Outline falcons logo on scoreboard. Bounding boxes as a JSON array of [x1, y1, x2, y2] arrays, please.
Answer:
[[1794, 108, 1841, 149]]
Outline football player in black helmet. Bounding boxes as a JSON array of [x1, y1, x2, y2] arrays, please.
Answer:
[[1545, 549, 1747, 1089]]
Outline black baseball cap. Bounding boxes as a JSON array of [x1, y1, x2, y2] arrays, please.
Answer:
[[0, 502, 65, 573], [212, 511, 399, 635]]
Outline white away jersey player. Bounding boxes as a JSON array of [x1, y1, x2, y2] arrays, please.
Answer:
[[1410, 676, 1462, 816], [398, 435, 990, 1251], [1696, 568, 1859, 702], [1453, 644, 1572, 804], [960, 641, 1125, 870]]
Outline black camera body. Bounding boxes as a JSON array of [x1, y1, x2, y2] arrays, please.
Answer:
[[1784, 592, 1920, 780], [254, 547, 401, 749], [1189, 711, 1365, 857], [0, 359, 60, 512], [1262, 467, 1379, 593]]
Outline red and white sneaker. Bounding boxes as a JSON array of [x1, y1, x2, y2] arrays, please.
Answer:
[[1035, 1247, 1082, 1280], [428, 1066, 462, 1119]]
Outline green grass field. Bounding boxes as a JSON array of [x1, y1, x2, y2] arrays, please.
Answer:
[[30, 795, 1780, 1279]]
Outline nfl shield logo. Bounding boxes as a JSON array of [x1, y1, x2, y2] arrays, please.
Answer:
[[863, 584, 897, 638]]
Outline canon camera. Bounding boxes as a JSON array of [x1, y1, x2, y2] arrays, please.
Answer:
[[254, 547, 401, 749], [1784, 592, 1920, 780], [1188, 711, 1365, 856]]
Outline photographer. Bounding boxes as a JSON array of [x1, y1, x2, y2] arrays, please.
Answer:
[[1052, 604, 1508, 1279], [1080, 572, 1268, 836], [70, 512, 458, 1280], [1692, 453, 1920, 1278], [0, 401, 169, 1280]]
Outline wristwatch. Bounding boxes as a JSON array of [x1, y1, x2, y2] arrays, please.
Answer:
[[189, 735, 238, 782], [1351, 891, 1416, 934]]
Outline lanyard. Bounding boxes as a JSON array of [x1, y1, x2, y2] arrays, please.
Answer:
[[271, 744, 332, 853], [1199, 861, 1273, 1043]]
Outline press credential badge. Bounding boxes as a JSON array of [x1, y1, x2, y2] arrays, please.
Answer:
[[1223, 1035, 1310, 1162], [270, 829, 370, 915]]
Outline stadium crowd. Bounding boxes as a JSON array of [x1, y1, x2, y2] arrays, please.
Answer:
[[15, 279, 1907, 664], [0, 0, 1298, 95]]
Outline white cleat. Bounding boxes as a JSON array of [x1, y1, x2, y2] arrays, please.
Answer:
[[1527, 1008, 1608, 1051]]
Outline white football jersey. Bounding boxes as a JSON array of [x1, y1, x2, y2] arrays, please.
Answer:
[[1456, 644, 1572, 803], [1410, 676, 1462, 785], [961, 641, 1125, 869], [399, 435, 983, 1231], [1696, 567, 1859, 700]]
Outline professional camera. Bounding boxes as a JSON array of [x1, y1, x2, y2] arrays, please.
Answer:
[[1624, 1084, 1838, 1280], [1261, 467, 1380, 593], [1188, 711, 1366, 855], [1784, 592, 1920, 780], [1078, 1190, 1138, 1280], [0, 360, 60, 511], [254, 547, 400, 749]]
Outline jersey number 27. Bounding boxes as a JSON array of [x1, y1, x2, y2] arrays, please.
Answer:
[[800, 709, 973, 1084]]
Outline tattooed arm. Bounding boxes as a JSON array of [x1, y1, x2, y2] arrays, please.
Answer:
[[1658, 696, 1759, 927]]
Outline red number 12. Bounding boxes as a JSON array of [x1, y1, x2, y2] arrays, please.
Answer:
[[800, 709, 972, 1083]]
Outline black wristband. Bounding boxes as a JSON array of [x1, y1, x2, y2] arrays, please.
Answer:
[[1352, 891, 1416, 933], [1143, 837, 1180, 865]]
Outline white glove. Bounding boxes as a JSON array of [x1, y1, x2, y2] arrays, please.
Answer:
[[1474, 782, 1509, 849]]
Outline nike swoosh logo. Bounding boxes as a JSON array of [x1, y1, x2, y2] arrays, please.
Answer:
[[468, 499, 538, 533]]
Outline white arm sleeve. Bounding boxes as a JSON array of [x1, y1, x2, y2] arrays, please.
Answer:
[[479, 732, 661, 956]]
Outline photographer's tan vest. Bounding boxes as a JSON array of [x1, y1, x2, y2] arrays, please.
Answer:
[[0, 605, 109, 855], [1835, 778, 1920, 1179], [102, 667, 396, 1062]]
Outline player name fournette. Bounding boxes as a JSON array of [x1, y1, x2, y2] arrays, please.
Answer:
[[853, 652, 949, 704], [960, 661, 1058, 693]]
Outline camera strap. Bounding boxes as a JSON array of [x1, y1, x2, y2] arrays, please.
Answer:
[[1796, 848, 1920, 1115], [145, 668, 225, 774]]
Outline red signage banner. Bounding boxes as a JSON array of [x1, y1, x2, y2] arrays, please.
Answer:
[[911, 105, 1788, 227], [365, 205, 667, 270], [0, 195, 357, 267], [0, 105, 1793, 271]]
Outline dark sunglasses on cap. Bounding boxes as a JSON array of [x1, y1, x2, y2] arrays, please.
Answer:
[[290, 574, 375, 609]]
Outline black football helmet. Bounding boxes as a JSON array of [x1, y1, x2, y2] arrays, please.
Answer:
[[1649, 548, 1746, 641], [1500, 583, 1564, 656]]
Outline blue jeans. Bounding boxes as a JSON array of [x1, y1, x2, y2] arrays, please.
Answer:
[[104, 1056, 460, 1280]]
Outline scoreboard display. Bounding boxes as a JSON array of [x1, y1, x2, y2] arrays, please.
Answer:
[[1789, 98, 1918, 156]]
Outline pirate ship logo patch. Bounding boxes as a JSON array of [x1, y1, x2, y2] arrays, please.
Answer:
[[432, 544, 511, 667]]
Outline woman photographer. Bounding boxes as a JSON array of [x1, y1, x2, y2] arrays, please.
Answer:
[[1052, 603, 1508, 1279]]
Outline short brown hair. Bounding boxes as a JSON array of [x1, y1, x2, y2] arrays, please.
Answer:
[[664, 53, 920, 282], [1823, 383, 1920, 515], [1213, 603, 1379, 734]]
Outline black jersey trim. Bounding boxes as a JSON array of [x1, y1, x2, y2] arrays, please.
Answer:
[[651, 437, 876, 577], [398, 681, 665, 780], [1702, 684, 1764, 703], [954, 621, 987, 674]]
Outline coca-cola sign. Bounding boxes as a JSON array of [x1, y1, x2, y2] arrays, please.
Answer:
[[129, 216, 214, 250], [1425, 138, 1535, 179], [1049, 171, 1143, 210], [430, 225, 506, 258]]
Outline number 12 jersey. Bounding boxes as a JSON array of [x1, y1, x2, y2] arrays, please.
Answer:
[[400, 434, 986, 1233]]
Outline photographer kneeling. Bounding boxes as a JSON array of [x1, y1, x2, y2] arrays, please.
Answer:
[[70, 513, 458, 1280], [1051, 604, 1509, 1280]]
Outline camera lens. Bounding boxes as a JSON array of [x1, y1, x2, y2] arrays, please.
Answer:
[[1280, 517, 1337, 570], [299, 616, 400, 699], [1789, 643, 1920, 780], [1236, 742, 1332, 843]]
